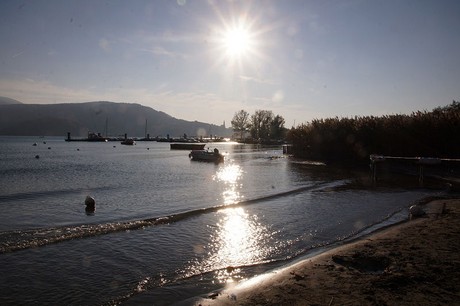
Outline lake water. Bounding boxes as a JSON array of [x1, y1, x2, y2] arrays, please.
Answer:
[[0, 136, 443, 305]]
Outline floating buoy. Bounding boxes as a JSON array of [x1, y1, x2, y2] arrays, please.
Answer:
[[35, 155, 40, 159], [85, 196, 96, 213], [48, 147, 51, 150]]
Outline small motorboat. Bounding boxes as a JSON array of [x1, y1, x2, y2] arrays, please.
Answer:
[[121, 139, 135, 145], [189, 148, 224, 163]]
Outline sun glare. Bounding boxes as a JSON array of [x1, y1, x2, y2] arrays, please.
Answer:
[[223, 26, 251, 57], [212, 15, 260, 66], [207, 5, 272, 77]]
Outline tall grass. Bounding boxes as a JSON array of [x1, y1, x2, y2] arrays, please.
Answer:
[[287, 101, 460, 163]]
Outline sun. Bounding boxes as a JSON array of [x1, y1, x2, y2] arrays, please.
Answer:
[[213, 17, 258, 64], [207, 6, 270, 72], [223, 26, 252, 58]]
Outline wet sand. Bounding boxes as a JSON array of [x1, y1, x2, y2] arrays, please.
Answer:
[[196, 198, 460, 305]]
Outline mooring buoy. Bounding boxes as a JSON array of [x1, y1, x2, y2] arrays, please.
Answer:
[[85, 196, 96, 213]]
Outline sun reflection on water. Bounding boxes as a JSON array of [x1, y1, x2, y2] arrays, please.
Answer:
[[183, 163, 276, 284], [188, 207, 274, 284], [213, 163, 243, 205], [213, 208, 258, 265]]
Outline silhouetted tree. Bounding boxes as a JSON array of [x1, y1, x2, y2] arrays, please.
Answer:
[[231, 109, 251, 140], [250, 110, 274, 140], [270, 114, 286, 139]]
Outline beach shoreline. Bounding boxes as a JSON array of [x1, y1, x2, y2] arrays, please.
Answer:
[[194, 198, 460, 306]]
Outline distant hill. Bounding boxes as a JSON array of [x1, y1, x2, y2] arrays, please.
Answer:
[[0, 101, 232, 138], [0, 96, 23, 105]]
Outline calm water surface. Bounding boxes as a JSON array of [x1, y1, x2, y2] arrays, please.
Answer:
[[0, 136, 442, 305]]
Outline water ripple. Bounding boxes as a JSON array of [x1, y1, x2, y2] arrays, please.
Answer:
[[0, 181, 339, 254]]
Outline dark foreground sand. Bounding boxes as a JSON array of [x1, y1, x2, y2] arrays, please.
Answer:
[[196, 199, 460, 306]]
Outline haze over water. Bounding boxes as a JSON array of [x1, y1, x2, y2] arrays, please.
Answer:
[[0, 136, 441, 305]]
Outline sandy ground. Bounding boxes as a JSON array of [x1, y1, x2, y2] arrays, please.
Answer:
[[195, 198, 460, 306]]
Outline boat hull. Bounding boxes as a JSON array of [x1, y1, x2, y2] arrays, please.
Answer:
[[188, 150, 224, 163], [170, 143, 206, 150], [121, 139, 135, 145]]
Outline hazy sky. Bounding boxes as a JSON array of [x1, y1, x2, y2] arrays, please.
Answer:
[[1, 0, 459, 127]]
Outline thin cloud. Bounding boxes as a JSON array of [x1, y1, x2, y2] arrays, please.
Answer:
[[239, 75, 276, 85], [152, 46, 173, 56], [11, 50, 25, 58], [140, 46, 189, 59], [134, 30, 201, 44]]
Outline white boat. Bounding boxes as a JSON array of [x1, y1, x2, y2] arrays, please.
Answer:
[[189, 149, 224, 163]]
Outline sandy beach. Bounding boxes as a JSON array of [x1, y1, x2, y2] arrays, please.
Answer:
[[195, 198, 460, 306]]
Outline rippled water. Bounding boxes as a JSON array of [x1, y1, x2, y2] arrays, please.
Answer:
[[0, 136, 441, 305]]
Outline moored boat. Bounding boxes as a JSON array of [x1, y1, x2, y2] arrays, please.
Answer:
[[171, 143, 206, 150], [121, 139, 135, 145], [65, 132, 108, 142], [189, 148, 224, 163]]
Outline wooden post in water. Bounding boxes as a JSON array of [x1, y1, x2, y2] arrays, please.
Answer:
[[372, 162, 377, 182], [419, 164, 424, 185], [418, 157, 441, 186], [370, 155, 385, 182], [282, 144, 293, 155]]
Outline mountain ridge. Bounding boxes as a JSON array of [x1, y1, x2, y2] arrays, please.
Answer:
[[0, 96, 23, 105], [0, 100, 232, 138]]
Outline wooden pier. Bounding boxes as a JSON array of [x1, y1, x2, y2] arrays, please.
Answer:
[[370, 154, 460, 185]]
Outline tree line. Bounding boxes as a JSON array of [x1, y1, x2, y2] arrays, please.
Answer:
[[286, 101, 460, 163], [231, 109, 287, 143]]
